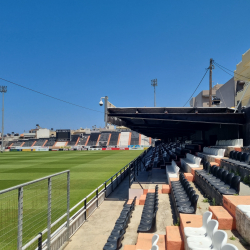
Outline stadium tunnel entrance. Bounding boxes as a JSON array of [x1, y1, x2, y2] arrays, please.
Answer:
[[107, 107, 249, 146]]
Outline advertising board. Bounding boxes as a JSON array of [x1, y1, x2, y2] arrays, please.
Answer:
[[102, 148, 129, 151]]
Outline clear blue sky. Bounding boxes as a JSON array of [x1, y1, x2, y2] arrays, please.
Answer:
[[1, 1, 250, 134]]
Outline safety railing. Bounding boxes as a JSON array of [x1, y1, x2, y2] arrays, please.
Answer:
[[0, 171, 70, 250]]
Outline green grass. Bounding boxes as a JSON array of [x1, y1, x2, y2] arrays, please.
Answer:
[[0, 150, 142, 204], [0, 150, 142, 249]]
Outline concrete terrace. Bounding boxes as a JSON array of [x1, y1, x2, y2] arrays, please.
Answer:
[[64, 144, 250, 250]]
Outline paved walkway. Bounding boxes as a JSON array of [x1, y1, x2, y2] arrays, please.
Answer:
[[65, 175, 130, 250], [65, 168, 170, 250]]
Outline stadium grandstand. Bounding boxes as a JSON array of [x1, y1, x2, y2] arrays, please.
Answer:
[[1, 126, 152, 151]]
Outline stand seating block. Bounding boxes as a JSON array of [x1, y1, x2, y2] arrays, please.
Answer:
[[166, 226, 184, 250], [223, 195, 250, 217], [179, 214, 202, 239], [124, 246, 136, 250], [184, 173, 194, 182], [139, 195, 146, 205], [162, 184, 170, 194], [209, 206, 235, 230], [136, 233, 165, 250]]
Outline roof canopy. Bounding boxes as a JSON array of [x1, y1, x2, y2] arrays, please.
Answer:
[[108, 107, 245, 139]]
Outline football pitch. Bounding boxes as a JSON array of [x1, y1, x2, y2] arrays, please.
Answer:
[[0, 150, 142, 206]]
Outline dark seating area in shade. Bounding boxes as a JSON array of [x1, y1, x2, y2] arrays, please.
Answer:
[[12, 141, 23, 146], [103, 197, 136, 250], [34, 138, 47, 146], [77, 135, 90, 146], [130, 131, 139, 145], [171, 173, 199, 218], [137, 185, 158, 233], [109, 132, 120, 146], [98, 132, 110, 147], [67, 135, 79, 146], [87, 133, 100, 146], [44, 138, 56, 147], [195, 161, 241, 205], [22, 139, 36, 147]]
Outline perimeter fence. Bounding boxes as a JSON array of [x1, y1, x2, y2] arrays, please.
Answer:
[[0, 171, 69, 250], [0, 147, 150, 250]]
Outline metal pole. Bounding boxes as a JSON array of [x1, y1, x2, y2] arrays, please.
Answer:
[[104, 96, 108, 129], [209, 59, 213, 107], [66, 172, 70, 241], [154, 86, 156, 107], [1, 91, 4, 152], [38, 233, 42, 250], [0, 87, 7, 152], [47, 178, 52, 250], [17, 187, 23, 250]]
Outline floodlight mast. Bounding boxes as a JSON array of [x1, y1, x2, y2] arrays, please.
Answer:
[[151, 79, 158, 107], [0, 86, 7, 153]]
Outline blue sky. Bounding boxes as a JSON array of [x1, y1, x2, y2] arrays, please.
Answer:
[[0, 1, 250, 133]]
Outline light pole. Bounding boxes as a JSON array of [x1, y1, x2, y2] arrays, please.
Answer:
[[0, 86, 7, 153], [151, 79, 157, 107], [99, 96, 108, 128]]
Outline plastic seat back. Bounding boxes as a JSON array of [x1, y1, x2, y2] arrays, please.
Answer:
[[240, 152, 247, 162], [191, 194, 199, 213], [210, 165, 215, 174], [245, 153, 250, 164], [206, 219, 219, 239], [232, 151, 238, 160], [221, 243, 239, 250], [225, 173, 235, 186], [152, 234, 159, 246], [237, 152, 243, 161], [229, 151, 234, 159], [202, 211, 212, 229], [221, 170, 228, 182], [213, 167, 219, 177], [189, 190, 196, 199], [186, 186, 193, 195], [231, 176, 241, 193], [212, 230, 227, 250], [216, 168, 223, 179], [151, 245, 159, 250]]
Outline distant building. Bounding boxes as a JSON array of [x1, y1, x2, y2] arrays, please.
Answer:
[[36, 128, 50, 139], [235, 49, 250, 107], [190, 84, 223, 107]]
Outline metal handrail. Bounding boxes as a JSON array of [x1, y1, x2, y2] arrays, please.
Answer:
[[0, 170, 70, 194]]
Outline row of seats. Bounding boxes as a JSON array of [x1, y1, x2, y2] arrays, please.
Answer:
[[216, 139, 243, 147], [184, 211, 238, 250], [103, 197, 136, 250], [223, 150, 250, 167], [202, 147, 225, 157], [171, 173, 199, 215], [195, 162, 241, 205], [137, 185, 158, 233]]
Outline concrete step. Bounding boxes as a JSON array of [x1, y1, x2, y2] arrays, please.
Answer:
[[135, 233, 165, 250], [166, 226, 184, 250], [209, 206, 235, 230]]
